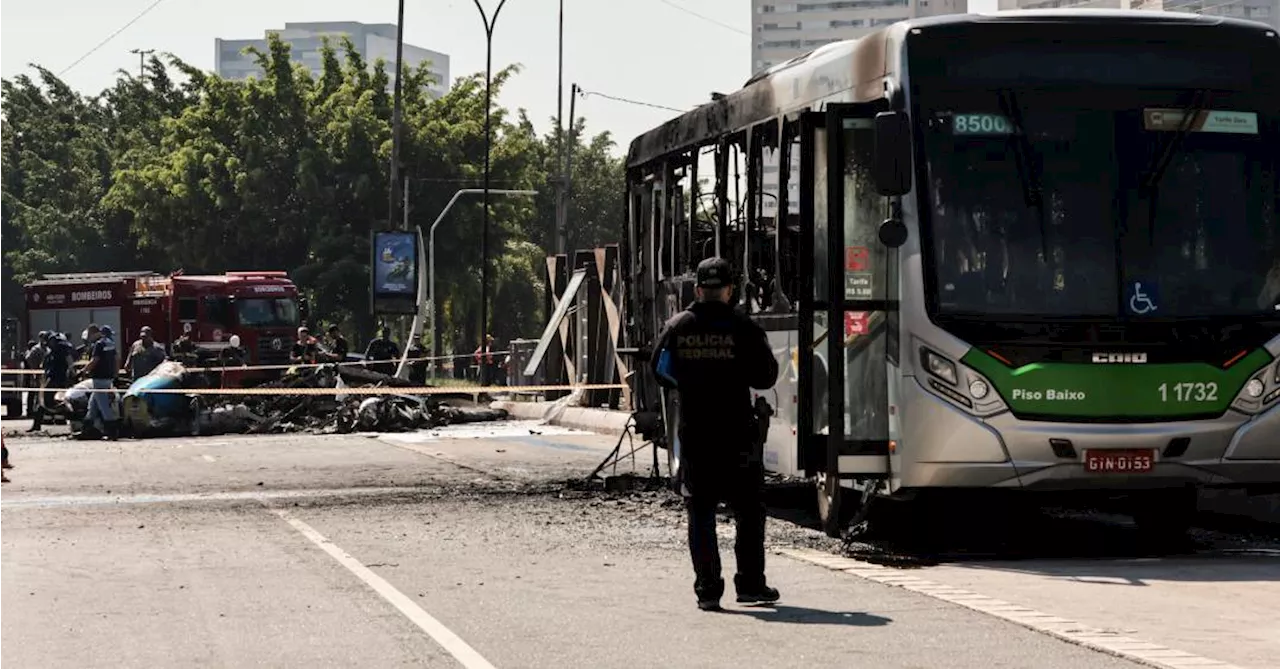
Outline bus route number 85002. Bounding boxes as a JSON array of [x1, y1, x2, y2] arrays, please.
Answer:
[[1158, 382, 1218, 403]]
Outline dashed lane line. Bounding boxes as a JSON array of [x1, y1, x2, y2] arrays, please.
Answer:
[[268, 506, 498, 669], [777, 547, 1245, 669]]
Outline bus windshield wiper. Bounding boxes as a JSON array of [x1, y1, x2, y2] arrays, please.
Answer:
[[1139, 89, 1212, 246], [997, 89, 1050, 261], [1141, 89, 1212, 195]]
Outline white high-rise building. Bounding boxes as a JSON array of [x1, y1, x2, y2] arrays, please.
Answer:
[[215, 22, 451, 98]]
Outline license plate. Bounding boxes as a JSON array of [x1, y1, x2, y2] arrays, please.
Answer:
[[1084, 449, 1156, 473]]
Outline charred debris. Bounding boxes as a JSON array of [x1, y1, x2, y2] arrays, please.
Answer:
[[63, 362, 508, 439]]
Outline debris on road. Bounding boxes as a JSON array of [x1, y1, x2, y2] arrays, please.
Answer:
[[104, 361, 510, 438]]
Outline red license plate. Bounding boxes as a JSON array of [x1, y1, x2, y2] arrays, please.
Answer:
[[1084, 449, 1156, 473]]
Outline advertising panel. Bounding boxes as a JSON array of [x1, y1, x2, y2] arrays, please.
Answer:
[[371, 230, 419, 314]]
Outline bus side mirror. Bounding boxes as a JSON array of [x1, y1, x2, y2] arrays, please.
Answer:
[[873, 111, 912, 197]]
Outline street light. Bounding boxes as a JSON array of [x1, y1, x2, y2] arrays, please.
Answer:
[[388, 0, 407, 229], [472, 0, 510, 382], [394, 188, 537, 381]]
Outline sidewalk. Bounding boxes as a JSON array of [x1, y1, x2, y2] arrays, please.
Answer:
[[490, 399, 632, 435]]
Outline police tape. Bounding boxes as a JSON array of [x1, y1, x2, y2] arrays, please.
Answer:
[[12, 383, 627, 396]]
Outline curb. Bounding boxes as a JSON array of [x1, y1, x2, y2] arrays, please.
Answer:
[[777, 547, 1244, 669], [490, 400, 631, 435]]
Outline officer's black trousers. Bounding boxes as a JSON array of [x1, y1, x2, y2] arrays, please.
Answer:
[[683, 460, 767, 599]]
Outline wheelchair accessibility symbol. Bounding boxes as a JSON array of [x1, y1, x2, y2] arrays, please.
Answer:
[[1128, 281, 1158, 315]]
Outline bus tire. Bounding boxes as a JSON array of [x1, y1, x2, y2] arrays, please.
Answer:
[[815, 472, 853, 537]]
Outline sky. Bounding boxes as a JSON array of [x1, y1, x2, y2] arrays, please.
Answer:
[[1, 0, 995, 156], [1, 0, 752, 156]]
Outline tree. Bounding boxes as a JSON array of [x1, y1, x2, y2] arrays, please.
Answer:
[[2, 33, 625, 355], [525, 116, 625, 255]]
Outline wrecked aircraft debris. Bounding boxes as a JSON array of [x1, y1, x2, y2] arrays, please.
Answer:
[[99, 361, 510, 438]]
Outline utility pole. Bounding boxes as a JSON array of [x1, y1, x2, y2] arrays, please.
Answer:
[[402, 174, 410, 230], [129, 48, 154, 79], [388, 0, 407, 230], [473, 0, 510, 382], [563, 83, 578, 251], [554, 0, 566, 256]]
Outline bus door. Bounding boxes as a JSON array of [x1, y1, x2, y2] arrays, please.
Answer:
[[798, 103, 898, 534]]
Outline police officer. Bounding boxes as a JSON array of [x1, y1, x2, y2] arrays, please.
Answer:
[[650, 256, 781, 611]]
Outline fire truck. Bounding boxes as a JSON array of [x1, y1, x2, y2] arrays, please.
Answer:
[[2, 314, 24, 417], [22, 270, 304, 375]]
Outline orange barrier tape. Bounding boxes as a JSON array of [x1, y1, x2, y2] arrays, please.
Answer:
[[0, 352, 504, 376]]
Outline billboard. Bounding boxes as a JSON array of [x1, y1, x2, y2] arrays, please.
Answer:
[[371, 230, 419, 314]]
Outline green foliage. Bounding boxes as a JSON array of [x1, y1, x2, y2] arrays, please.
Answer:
[[1, 35, 625, 350]]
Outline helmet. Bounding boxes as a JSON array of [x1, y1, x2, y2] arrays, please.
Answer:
[[229, 334, 241, 348]]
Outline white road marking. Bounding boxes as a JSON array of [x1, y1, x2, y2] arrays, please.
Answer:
[[201, 455, 217, 462], [778, 547, 1244, 669], [269, 507, 497, 669]]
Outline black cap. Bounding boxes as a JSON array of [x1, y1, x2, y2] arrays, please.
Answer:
[[696, 257, 732, 289]]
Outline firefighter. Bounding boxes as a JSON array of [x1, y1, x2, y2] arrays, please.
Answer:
[[649, 256, 781, 612], [290, 326, 320, 366]]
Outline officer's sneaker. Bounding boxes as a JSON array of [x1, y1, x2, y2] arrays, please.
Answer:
[[736, 586, 780, 605]]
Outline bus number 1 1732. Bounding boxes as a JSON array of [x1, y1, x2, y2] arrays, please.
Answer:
[[1158, 382, 1218, 403]]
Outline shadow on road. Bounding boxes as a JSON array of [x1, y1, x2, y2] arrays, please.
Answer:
[[757, 482, 1280, 583], [721, 604, 893, 627]]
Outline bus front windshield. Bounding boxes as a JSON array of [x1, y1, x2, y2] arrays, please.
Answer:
[[919, 90, 1279, 320], [237, 298, 300, 328]]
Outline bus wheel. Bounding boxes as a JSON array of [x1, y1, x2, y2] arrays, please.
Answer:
[[815, 472, 853, 537], [1131, 487, 1197, 547]]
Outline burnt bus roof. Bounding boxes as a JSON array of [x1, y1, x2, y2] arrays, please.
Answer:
[[624, 9, 1274, 171]]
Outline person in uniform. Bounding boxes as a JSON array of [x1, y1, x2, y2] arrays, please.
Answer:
[[83, 324, 121, 441], [28, 332, 74, 432], [650, 256, 781, 611], [364, 326, 400, 376]]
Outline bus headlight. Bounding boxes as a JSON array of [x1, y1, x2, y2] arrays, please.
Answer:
[[922, 349, 958, 385], [969, 379, 990, 400], [1245, 377, 1265, 399]]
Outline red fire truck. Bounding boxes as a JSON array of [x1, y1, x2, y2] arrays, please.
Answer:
[[22, 270, 304, 374]]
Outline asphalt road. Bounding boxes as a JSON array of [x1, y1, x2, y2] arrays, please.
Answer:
[[2, 419, 1276, 669]]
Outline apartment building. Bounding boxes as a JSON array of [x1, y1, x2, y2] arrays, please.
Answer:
[[215, 22, 451, 97]]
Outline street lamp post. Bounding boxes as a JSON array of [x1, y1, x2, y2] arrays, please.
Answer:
[[554, 0, 567, 256], [388, 0, 407, 230], [472, 0, 509, 384], [393, 188, 537, 381]]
